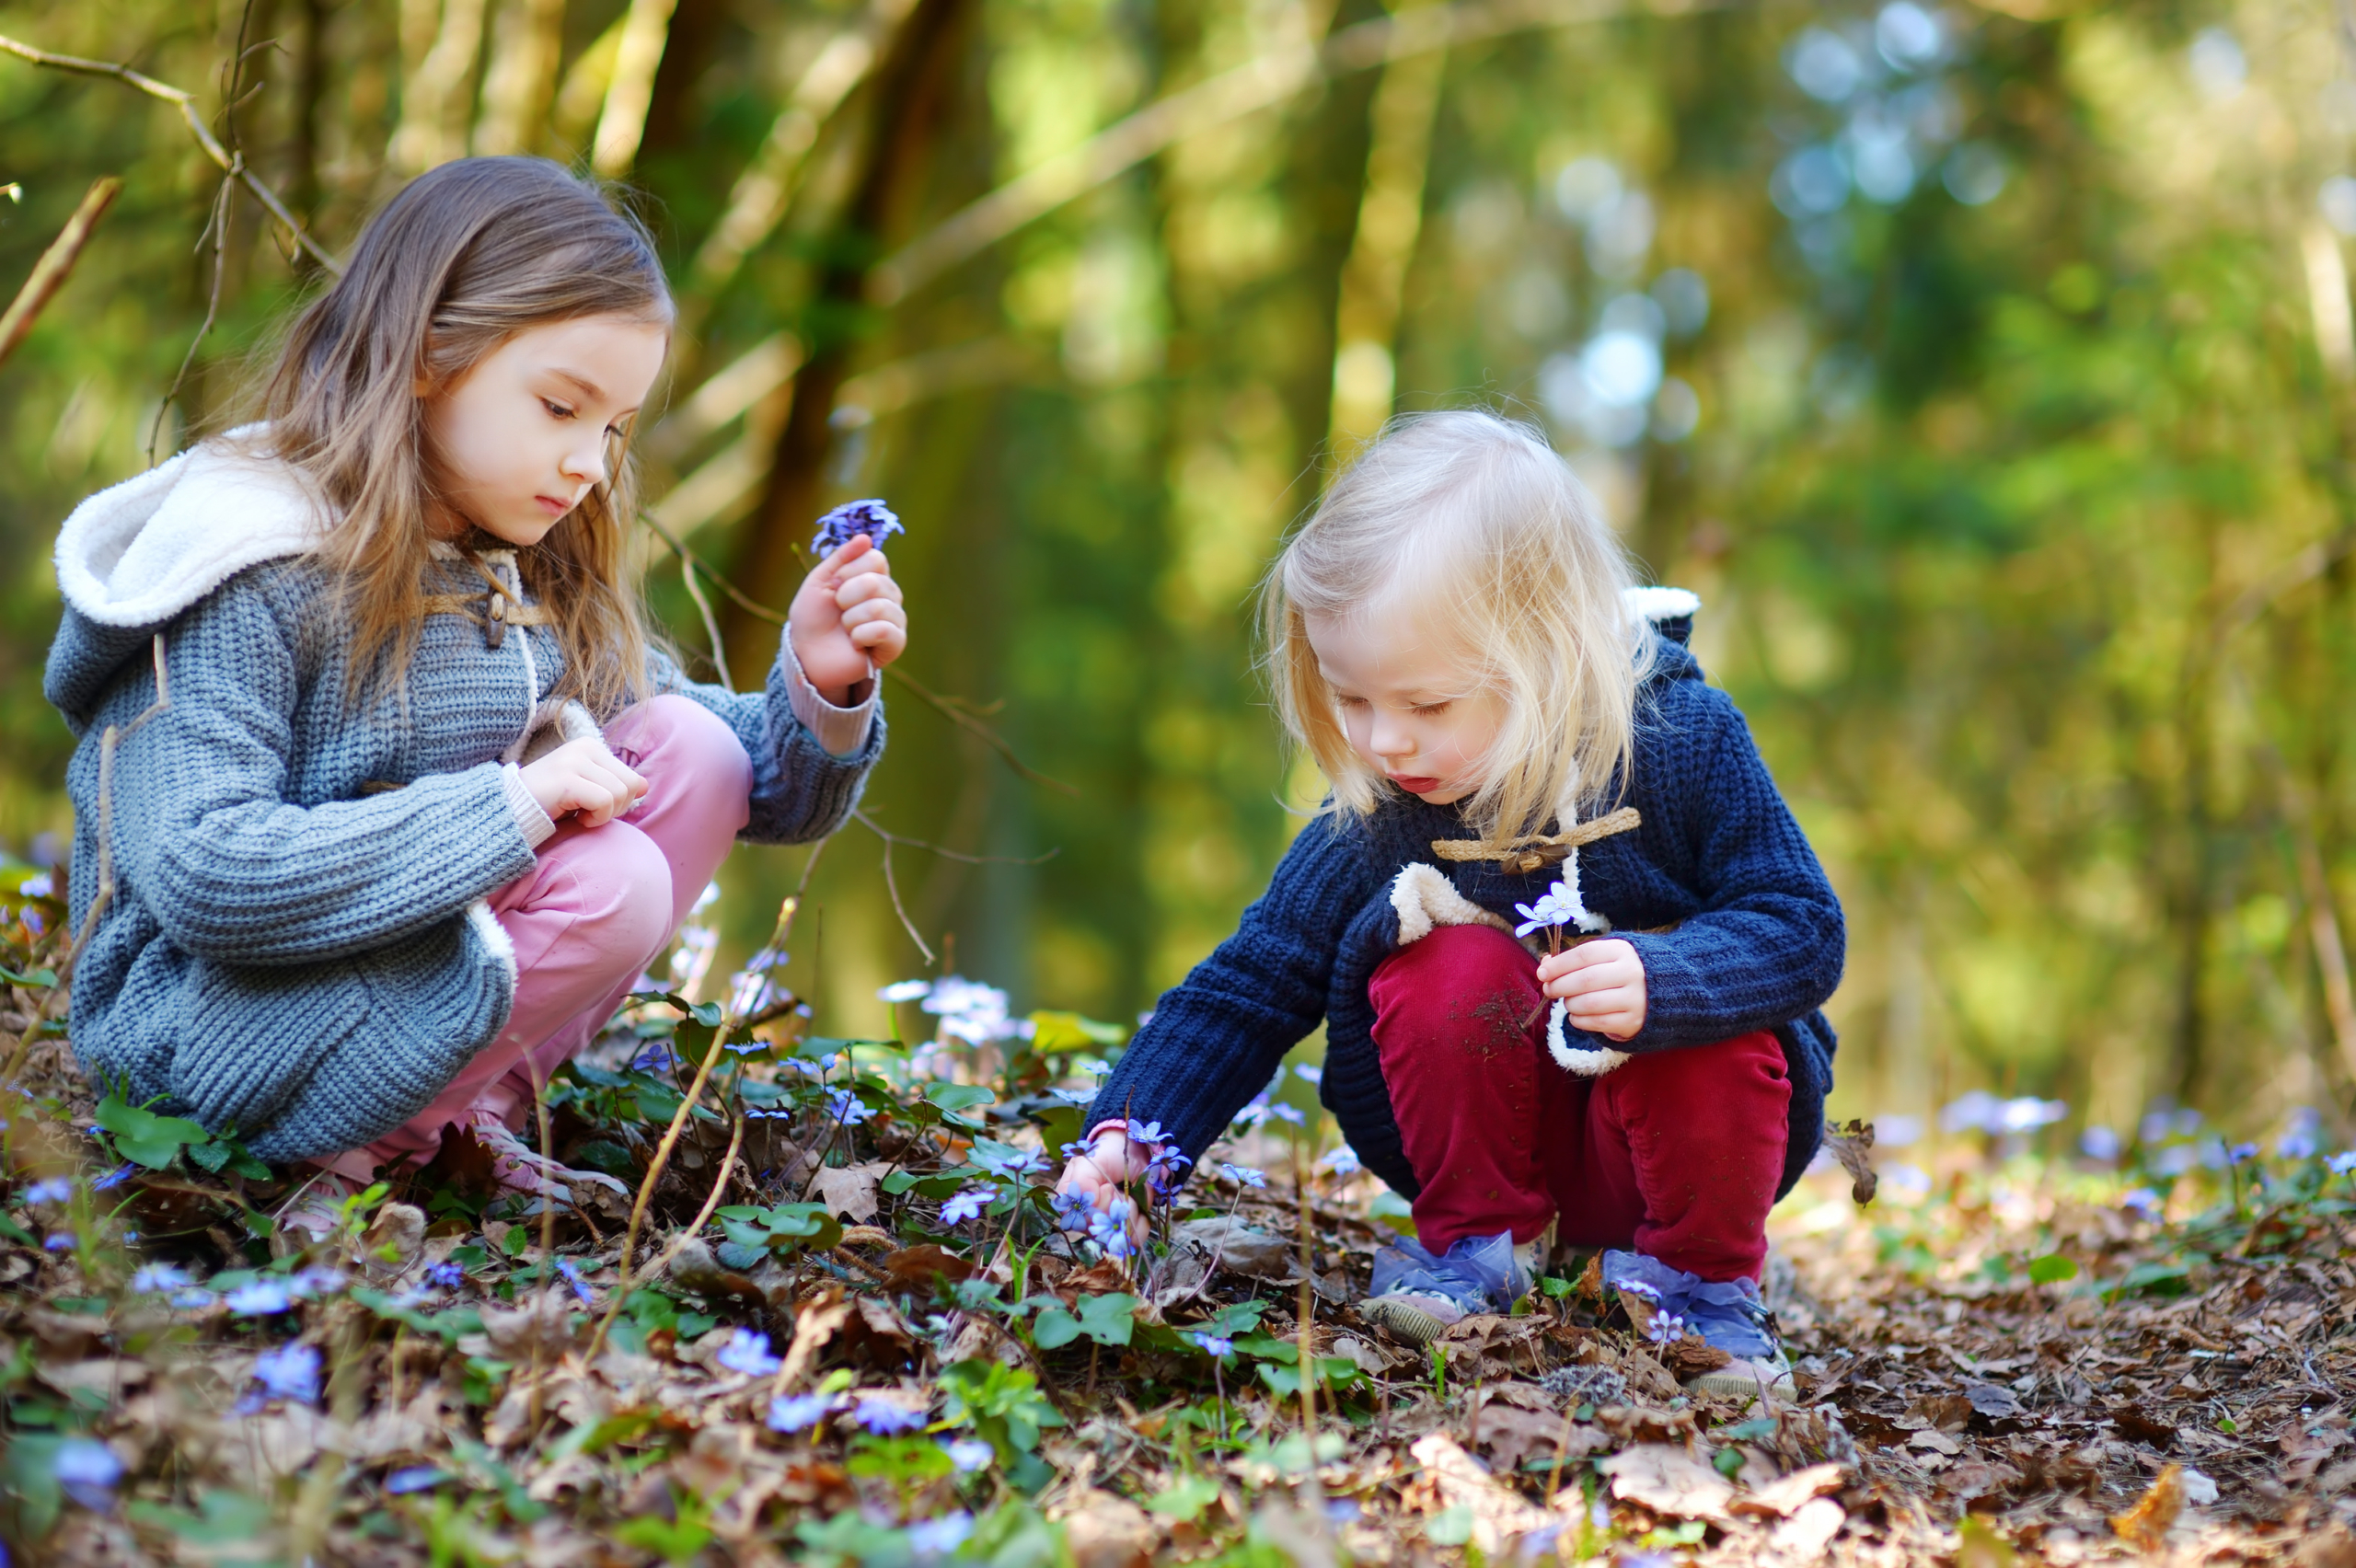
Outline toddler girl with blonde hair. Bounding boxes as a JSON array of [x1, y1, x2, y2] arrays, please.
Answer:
[[1061, 409, 1842, 1395]]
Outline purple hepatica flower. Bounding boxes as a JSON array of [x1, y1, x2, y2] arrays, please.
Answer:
[[1049, 1089, 1097, 1106], [288, 1266, 348, 1299], [630, 1043, 679, 1073], [970, 1146, 1045, 1180], [1191, 1332, 1234, 1358], [1049, 1189, 1095, 1233], [1125, 1118, 1169, 1147], [167, 1287, 216, 1310], [2121, 1188, 2165, 1221], [826, 1089, 872, 1126], [424, 1260, 465, 1290], [943, 1438, 994, 1473], [1218, 1164, 1266, 1190], [940, 1186, 992, 1227], [385, 1466, 448, 1494], [2329, 1151, 2356, 1176], [131, 1262, 191, 1295], [52, 1437, 121, 1510], [1645, 1310, 1688, 1345], [2227, 1141, 2260, 1166], [91, 1164, 135, 1192], [852, 1392, 929, 1435], [20, 871, 53, 899], [225, 1280, 294, 1317], [1267, 1102, 1305, 1126], [811, 500, 904, 556], [554, 1258, 595, 1305], [1233, 1096, 1271, 1129], [908, 1513, 974, 1557], [767, 1392, 840, 1434], [236, 1343, 322, 1413], [1319, 1145, 1363, 1178], [43, 1232, 75, 1252], [716, 1329, 785, 1378], [23, 1176, 72, 1205]]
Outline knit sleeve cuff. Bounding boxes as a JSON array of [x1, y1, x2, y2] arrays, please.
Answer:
[[782, 636, 877, 759], [501, 762, 557, 848]]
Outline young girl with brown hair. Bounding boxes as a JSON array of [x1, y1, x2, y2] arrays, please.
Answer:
[[45, 157, 907, 1236], [1062, 410, 1842, 1396]]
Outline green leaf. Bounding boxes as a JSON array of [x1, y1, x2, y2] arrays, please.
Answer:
[[94, 1095, 209, 1169], [1074, 1291, 1138, 1346], [0, 1211, 34, 1247], [1146, 1476, 1221, 1521], [1031, 1306, 1081, 1350], [1231, 1333, 1299, 1364], [925, 1082, 996, 1112], [1, 965, 57, 987], [2027, 1253, 2079, 1284]]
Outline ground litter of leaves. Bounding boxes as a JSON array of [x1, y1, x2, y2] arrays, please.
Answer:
[[8, 953, 2356, 1565]]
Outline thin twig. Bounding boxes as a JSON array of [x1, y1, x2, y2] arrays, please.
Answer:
[[868, 824, 935, 966], [676, 556, 735, 690], [149, 173, 233, 465], [583, 848, 827, 1363], [850, 807, 1056, 867], [0, 176, 121, 373], [0, 34, 340, 273]]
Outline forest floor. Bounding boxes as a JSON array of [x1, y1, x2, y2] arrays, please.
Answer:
[[6, 881, 2356, 1565]]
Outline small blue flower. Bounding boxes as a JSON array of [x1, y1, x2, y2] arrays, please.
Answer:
[[385, 1466, 447, 1494], [1294, 1064, 1323, 1085], [716, 1329, 784, 1378], [1191, 1332, 1234, 1358], [907, 1512, 974, 1557], [1319, 1145, 1362, 1177], [2228, 1142, 2260, 1166], [288, 1266, 348, 1299], [23, 1177, 72, 1205], [90, 1164, 135, 1192], [2121, 1187, 2165, 1221], [767, 1392, 840, 1433], [852, 1393, 928, 1435], [1048, 1088, 1097, 1105], [52, 1437, 121, 1509], [425, 1261, 465, 1290], [167, 1287, 216, 1310], [237, 1343, 322, 1412], [968, 1146, 1045, 1180], [225, 1280, 294, 1316], [1645, 1310, 1687, 1345], [878, 979, 931, 1003], [1267, 1103, 1305, 1126], [943, 1437, 994, 1472], [43, 1232, 75, 1252], [554, 1257, 594, 1305], [1125, 1119, 1169, 1147], [940, 1186, 993, 1227], [20, 871, 54, 899], [811, 499, 904, 555], [2330, 1150, 2356, 1176], [1219, 1164, 1266, 1189], [131, 1263, 191, 1294], [826, 1089, 873, 1126]]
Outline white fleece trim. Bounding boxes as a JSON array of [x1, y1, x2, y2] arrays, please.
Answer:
[[1545, 998, 1631, 1077], [466, 898, 518, 992], [1623, 585, 1702, 625], [55, 432, 329, 628], [1390, 862, 1509, 946]]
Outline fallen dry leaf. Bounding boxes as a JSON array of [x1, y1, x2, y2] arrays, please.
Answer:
[[1061, 1489, 1156, 1568], [1729, 1461, 1847, 1519], [1407, 1431, 1556, 1554], [1770, 1496, 1845, 1560], [813, 1161, 892, 1224], [2110, 1461, 2185, 1551], [1599, 1443, 1736, 1522]]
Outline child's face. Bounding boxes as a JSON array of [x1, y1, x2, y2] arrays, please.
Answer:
[[424, 313, 669, 547], [1306, 600, 1504, 806]]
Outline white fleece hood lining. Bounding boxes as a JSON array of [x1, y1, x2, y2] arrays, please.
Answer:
[[54, 432, 329, 629]]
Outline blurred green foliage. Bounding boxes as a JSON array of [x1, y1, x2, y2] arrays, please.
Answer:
[[0, 0, 2351, 1147]]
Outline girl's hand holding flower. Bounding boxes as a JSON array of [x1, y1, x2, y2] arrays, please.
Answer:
[[1054, 1131, 1151, 1246], [1538, 938, 1647, 1041], [790, 530, 907, 705]]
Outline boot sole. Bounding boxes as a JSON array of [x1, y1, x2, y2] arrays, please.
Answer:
[[1362, 1297, 1457, 1347]]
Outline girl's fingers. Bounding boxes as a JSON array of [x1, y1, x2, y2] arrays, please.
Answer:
[[833, 571, 903, 609]]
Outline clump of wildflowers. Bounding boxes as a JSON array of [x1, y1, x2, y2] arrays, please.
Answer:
[[236, 1343, 322, 1413], [716, 1329, 784, 1378]]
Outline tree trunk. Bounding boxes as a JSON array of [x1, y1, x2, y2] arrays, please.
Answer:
[[720, 0, 973, 684]]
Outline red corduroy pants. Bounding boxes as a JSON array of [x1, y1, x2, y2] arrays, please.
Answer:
[[1368, 922, 1790, 1282]]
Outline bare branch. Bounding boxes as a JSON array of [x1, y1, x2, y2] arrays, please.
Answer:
[[0, 32, 341, 274], [0, 176, 121, 373]]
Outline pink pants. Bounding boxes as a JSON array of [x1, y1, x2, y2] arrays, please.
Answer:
[[322, 696, 753, 1180], [1369, 923, 1791, 1282]]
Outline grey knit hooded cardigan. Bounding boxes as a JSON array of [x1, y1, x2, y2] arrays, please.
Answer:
[[43, 441, 882, 1162]]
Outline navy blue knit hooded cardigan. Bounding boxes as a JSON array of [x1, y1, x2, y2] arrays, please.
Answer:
[[1086, 616, 1845, 1203]]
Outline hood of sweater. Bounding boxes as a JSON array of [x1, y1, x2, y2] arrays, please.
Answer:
[[46, 433, 329, 723]]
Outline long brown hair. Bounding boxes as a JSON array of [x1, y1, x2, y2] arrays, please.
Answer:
[[241, 156, 672, 717]]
